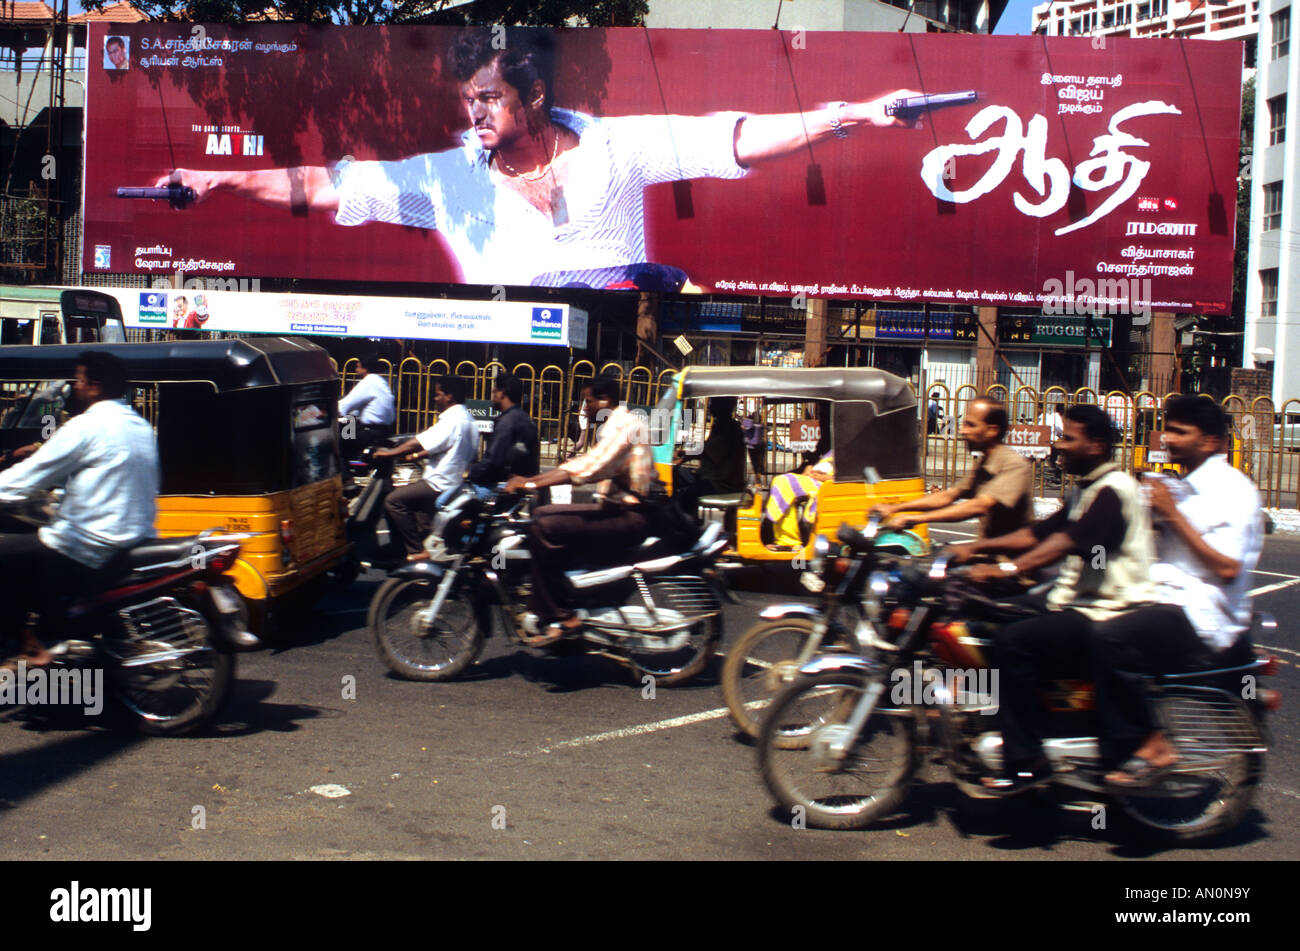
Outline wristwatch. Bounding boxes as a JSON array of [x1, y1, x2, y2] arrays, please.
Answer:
[[828, 101, 850, 138], [998, 561, 1019, 575], [524, 482, 537, 491]]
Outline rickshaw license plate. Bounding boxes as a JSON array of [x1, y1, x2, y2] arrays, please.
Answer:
[[211, 586, 242, 614]]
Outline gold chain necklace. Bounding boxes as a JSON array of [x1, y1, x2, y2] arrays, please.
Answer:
[[494, 126, 559, 181]]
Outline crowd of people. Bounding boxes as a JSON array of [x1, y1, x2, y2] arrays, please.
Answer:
[[0, 351, 1272, 796]]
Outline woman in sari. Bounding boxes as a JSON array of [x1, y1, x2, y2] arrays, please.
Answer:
[[763, 451, 834, 547]]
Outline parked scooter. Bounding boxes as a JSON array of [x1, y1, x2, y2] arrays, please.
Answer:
[[367, 483, 731, 686], [0, 499, 251, 736], [757, 520, 1281, 843]]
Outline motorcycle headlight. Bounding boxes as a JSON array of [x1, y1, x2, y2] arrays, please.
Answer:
[[809, 534, 833, 576]]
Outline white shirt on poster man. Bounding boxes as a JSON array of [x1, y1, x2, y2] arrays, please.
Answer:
[[415, 402, 479, 494], [1149, 454, 1264, 650], [339, 372, 396, 426]]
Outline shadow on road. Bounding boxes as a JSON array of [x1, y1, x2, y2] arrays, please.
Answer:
[[207, 677, 337, 737], [762, 778, 1270, 855], [0, 729, 141, 811]]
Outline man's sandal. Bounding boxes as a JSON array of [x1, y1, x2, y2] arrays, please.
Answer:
[[521, 617, 583, 648], [1104, 755, 1177, 790]]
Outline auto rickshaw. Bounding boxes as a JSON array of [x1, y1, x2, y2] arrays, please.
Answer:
[[650, 366, 929, 562], [0, 337, 350, 632]]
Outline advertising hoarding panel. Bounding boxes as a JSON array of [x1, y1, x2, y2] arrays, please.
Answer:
[[108, 287, 586, 346], [85, 25, 1242, 313]]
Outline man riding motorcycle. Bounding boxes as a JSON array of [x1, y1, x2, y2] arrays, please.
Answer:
[[950, 403, 1156, 793], [504, 374, 653, 646], [1089, 396, 1265, 788], [871, 397, 1033, 541], [469, 372, 540, 500], [0, 352, 160, 668]]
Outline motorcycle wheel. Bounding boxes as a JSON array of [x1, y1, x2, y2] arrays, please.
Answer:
[[621, 577, 723, 687], [110, 596, 235, 737], [758, 670, 916, 830], [1113, 693, 1264, 844], [722, 618, 837, 743], [368, 577, 484, 682]]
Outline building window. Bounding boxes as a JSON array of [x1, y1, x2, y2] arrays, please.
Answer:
[[1270, 94, 1287, 145], [1261, 269, 1279, 318], [1264, 182, 1284, 231], [1273, 8, 1291, 60], [1246, 36, 1258, 69], [1153, 0, 1166, 16], [1070, 16, 1082, 33]]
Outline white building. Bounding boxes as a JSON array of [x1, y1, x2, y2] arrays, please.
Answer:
[[1243, 1, 1297, 400], [1033, 0, 1260, 57]]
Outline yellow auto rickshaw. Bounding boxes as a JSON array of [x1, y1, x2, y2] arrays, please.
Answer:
[[0, 337, 350, 632], [651, 366, 930, 562]]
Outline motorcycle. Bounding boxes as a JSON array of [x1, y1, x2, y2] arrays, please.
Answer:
[[367, 483, 732, 686], [756, 520, 1281, 843], [721, 513, 914, 740], [1, 500, 252, 736]]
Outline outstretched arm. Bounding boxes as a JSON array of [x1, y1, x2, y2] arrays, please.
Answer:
[[153, 166, 339, 213], [732, 89, 922, 167]]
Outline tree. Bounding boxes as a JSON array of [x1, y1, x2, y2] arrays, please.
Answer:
[[82, 0, 648, 26]]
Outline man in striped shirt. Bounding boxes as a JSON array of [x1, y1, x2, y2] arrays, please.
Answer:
[[505, 374, 653, 645], [155, 28, 924, 290]]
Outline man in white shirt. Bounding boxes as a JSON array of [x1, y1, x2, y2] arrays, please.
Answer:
[[374, 376, 479, 562], [339, 351, 397, 458], [0, 352, 159, 666], [155, 28, 924, 290], [1091, 395, 1264, 787]]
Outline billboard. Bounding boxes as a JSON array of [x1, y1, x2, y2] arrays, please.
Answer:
[[84, 25, 1243, 313], [110, 288, 588, 347]]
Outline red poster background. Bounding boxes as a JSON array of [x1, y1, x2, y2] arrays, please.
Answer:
[[83, 24, 1243, 312]]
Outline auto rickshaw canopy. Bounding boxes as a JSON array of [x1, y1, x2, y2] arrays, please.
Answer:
[[0, 336, 336, 390], [673, 366, 921, 481]]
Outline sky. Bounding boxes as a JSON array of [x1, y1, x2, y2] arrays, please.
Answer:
[[995, 0, 1040, 35]]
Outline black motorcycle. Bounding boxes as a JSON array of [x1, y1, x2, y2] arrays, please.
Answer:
[[366, 483, 731, 686], [757, 520, 1280, 843], [1, 501, 252, 736]]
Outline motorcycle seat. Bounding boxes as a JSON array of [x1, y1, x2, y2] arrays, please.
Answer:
[[120, 537, 206, 571]]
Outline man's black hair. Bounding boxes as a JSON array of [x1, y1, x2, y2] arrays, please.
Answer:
[[436, 375, 468, 404], [709, 396, 737, 418], [493, 372, 524, 405], [447, 28, 555, 111], [587, 374, 621, 403], [1164, 394, 1228, 440], [357, 351, 381, 373], [78, 351, 129, 401], [106, 36, 125, 51], [972, 397, 1009, 440], [1066, 403, 1118, 455]]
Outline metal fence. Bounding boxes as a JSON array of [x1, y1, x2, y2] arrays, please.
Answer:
[[339, 361, 1300, 508], [924, 383, 1300, 509]]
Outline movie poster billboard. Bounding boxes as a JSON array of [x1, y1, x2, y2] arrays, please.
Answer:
[[83, 24, 1243, 313]]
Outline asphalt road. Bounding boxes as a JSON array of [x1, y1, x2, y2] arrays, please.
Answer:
[[3, 525, 1299, 862]]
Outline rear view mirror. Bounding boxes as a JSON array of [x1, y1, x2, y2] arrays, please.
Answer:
[[862, 466, 881, 485]]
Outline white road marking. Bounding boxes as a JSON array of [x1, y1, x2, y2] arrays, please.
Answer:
[[1248, 569, 1300, 579], [509, 703, 763, 757], [1248, 578, 1300, 597], [1258, 644, 1300, 659], [928, 527, 977, 538]]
